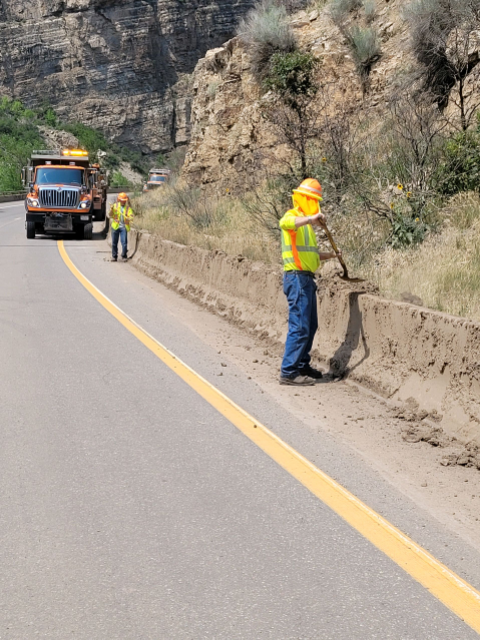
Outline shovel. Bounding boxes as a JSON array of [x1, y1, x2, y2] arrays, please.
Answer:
[[322, 224, 365, 283]]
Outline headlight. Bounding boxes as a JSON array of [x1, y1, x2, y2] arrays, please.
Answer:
[[27, 198, 40, 207], [78, 200, 91, 209]]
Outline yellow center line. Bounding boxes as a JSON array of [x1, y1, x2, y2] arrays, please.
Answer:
[[58, 238, 480, 633]]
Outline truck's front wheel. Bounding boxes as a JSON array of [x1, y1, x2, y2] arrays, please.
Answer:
[[26, 221, 36, 239], [83, 223, 93, 240]]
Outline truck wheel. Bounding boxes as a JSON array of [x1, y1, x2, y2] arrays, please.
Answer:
[[26, 221, 36, 239], [83, 223, 93, 240]]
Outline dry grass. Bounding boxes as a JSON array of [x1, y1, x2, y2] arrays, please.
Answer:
[[133, 186, 480, 322], [131, 185, 280, 265], [362, 192, 480, 320]]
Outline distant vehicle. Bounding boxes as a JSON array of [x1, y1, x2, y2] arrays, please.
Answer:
[[22, 149, 108, 240], [143, 168, 171, 192]]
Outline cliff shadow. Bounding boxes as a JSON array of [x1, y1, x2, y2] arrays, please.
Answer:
[[328, 291, 370, 379]]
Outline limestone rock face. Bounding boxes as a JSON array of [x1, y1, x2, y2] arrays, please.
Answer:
[[182, 38, 280, 194], [0, 0, 254, 153]]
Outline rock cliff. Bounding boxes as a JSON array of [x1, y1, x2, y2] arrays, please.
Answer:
[[182, 1, 411, 191], [0, 0, 254, 154]]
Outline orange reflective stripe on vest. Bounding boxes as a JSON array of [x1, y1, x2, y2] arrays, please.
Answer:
[[288, 230, 303, 270]]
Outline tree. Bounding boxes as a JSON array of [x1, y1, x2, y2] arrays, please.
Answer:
[[405, 0, 480, 130], [262, 50, 320, 180]]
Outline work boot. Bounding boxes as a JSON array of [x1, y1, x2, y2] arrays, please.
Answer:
[[298, 365, 324, 379], [111, 257, 117, 262], [279, 374, 315, 386], [121, 257, 128, 262]]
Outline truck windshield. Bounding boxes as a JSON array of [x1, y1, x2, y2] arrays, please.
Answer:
[[149, 175, 166, 182], [36, 168, 83, 186]]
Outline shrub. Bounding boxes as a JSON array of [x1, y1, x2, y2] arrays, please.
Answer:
[[264, 50, 318, 97], [346, 25, 381, 77], [262, 49, 321, 179], [59, 122, 108, 158], [329, 0, 362, 26], [110, 171, 133, 188], [237, 0, 297, 77], [0, 117, 44, 192], [436, 129, 480, 196], [362, 0, 376, 22], [389, 213, 429, 248], [404, 0, 480, 128], [165, 185, 228, 229]]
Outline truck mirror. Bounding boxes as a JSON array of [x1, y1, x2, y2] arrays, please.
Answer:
[[29, 182, 34, 190]]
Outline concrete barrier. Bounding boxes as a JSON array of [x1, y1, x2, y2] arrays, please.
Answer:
[[130, 229, 480, 444], [0, 193, 25, 203]]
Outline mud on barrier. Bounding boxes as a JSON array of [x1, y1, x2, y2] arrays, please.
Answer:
[[131, 230, 480, 444]]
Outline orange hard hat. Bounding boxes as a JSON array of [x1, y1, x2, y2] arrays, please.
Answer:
[[293, 178, 323, 201], [118, 192, 128, 202]]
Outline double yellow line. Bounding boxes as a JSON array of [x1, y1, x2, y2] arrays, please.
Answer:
[[58, 239, 480, 633]]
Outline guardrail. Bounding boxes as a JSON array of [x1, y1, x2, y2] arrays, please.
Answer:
[[0, 192, 26, 203], [108, 186, 143, 194]]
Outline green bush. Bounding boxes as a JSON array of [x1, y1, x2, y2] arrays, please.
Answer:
[[264, 50, 318, 97], [389, 213, 429, 248], [59, 122, 109, 158], [0, 114, 44, 192], [436, 129, 480, 196], [110, 171, 133, 188], [0, 97, 149, 192], [237, 0, 296, 76]]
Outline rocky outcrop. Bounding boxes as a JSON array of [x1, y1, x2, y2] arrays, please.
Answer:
[[0, 0, 254, 153], [183, 2, 411, 192], [182, 38, 275, 193]]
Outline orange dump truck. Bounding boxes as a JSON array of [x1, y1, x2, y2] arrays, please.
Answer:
[[22, 149, 108, 240], [142, 168, 171, 192]]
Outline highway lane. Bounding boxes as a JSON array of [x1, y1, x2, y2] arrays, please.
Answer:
[[0, 202, 480, 638]]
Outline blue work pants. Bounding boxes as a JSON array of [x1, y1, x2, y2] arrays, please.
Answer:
[[281, 271, 318, 378], [112, 227, 128, 260]]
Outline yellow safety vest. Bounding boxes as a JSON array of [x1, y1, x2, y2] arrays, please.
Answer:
[[279, 207, 321, 273], [110, 203, 133, 232]]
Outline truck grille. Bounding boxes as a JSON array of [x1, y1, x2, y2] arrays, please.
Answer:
[[39, 187, 79, 209]]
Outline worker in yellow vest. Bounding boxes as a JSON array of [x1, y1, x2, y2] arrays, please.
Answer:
[[279, 178, 341, 386], [109, 193, 134, 262]]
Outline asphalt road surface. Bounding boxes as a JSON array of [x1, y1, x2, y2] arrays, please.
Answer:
[[1, 201, 480, 639]]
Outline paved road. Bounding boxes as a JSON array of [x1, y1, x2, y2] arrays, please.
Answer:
[[1, 201, 480, 639]]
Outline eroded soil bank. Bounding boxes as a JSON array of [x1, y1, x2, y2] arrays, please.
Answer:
[[130, 230, 480, 445]]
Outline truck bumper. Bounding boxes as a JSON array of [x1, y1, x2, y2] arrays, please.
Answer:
[[26, 211, 93, 232]]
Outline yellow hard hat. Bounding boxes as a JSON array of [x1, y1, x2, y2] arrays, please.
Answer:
[[118, 192, 128, 202], [293, 178, 323, 201]]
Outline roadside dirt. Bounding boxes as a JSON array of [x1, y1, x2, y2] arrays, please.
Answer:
[[128, 268, 480, 553]]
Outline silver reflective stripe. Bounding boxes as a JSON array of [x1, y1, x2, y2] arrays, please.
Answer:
[[281, 233, 291, 250], [283, 257, 296, 264], [298, 184, 322, 197], [295, 245, 319, 253]]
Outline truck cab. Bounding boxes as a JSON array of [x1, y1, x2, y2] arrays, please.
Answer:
[[22, 149, 108, 240], [143, 168, 171, 192]]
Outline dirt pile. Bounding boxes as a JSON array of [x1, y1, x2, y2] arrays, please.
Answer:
[[130, 229, 480, 445]]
